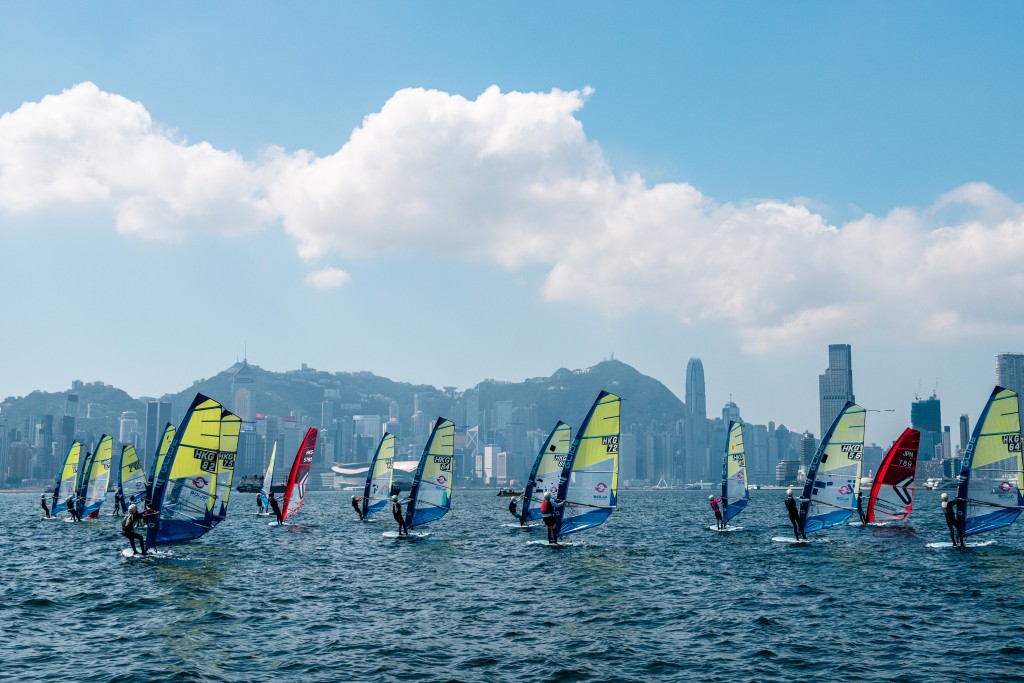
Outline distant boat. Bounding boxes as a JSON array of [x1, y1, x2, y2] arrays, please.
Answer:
[[281, 427, 317, 523], [720, 420, 749, 525], [652, 477, 673, 490], [552, 391, 620, 541], [361, 432, 395, 519], [145, 394, 239, 548], [519, 421, 571, 526], [865, 428, 920, 523], [954, 386, 1023, 539], [799, 402, 866, 533], [403, 417, 456, 532], [235, 475, 263, 493]]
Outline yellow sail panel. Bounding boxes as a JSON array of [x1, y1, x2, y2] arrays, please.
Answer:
[[52, 441, 82, 513], [407, 418, 456, 528], [152, 422, 176, 482], [723, 421, 749, 523], [959, 387, 1023, 535], [801, 402, 866, 532], [557, 391, 620, 537], [119, 445, 147, 502], [82, 435, 113, 516], [213, 410, 242, 521], [364, 433, 395, 516]]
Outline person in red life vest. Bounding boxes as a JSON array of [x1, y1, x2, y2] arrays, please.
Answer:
[[539, 491, 565, 544], [709, 494, 724, 529]]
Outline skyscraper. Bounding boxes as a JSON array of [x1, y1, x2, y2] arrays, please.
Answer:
[[145, 400, 173, 466], [911, 393, 942, 461], [819, 344, 854, 439], [996, 353, 1024, 394], [231, 359, 255, 423], [958, 414, 970, 454], [685, 358, 708, 483]]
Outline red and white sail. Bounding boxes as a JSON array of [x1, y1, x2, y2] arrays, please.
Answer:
[[282, 427, 317, 522], [866, 428, 920, 523]]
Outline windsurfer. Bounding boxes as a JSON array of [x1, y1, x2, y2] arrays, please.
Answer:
[[112, 486, 126, 516], [256, 493, 265, 515], [785, 489, 807, 540], [540, 491, 565, 544], [40, 493, 52, 519], [121, 504, 147, 555], [508, 496, 518, 519], [268, 492, 283, 525], [709, 494, 725, 529], [65, 494, 81, 522], [941, 492, 965, 546], [352, 495, 365, 521], [856, 489, 866, 524], [391, 494, 408, 537]]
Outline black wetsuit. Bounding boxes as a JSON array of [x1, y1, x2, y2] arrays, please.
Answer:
[[392, 501, 408, 537], [785, 496, 806, 540], [269, 496, 283, 525], [66, 496, 81, 522], [121, 512, 147, 555], [41, 497, 51, 518], [352, 497, 364, 520], [857, 491, 866, 524], [943, 499, 964, 546], [257, 494, 265, 515], [112, 489, 125, 515], [508, 497, 518, 517]]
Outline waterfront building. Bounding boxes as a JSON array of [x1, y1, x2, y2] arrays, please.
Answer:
[[818, 344, 854, 440], [996, 352, 1024, 394]]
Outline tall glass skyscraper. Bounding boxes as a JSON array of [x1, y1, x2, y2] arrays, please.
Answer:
[[996, 353, 1024, 394], [685, 358, 708, 483], [818, 344, 855, 439], [911, 393, 942, 461]]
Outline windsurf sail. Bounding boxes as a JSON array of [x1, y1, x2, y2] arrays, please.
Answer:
[[405, 417, 456, 529], [866, 428, 920, 523], [799, 402, 866, 533], [212, 410, 242, 525], [146, 423, 176, 505], [721, 420, 749, 524], [362, 432, 395, 518], [51, 441, 82, 514], [147, 394, 234, 547], [956, 386, 1024, 537], [118, 445, 148, 507], [81, 435, 113, 517], [282, 427, 317, 522], [520, 421, 572, 525], [554, 391, 620, 538], [261, 442, 277, 498]]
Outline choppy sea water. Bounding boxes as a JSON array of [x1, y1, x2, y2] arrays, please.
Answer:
[[3, 488, 1024, 682]]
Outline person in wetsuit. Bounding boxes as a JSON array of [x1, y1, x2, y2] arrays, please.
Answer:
[[112, 486, 126, 516], [121, 503, 148, 555], [352, 495, 365, 520], [785, 488, 807, 540], [856, 489, 867, 524], [709, 494, 725, 529], [941, 492, 965, 546], [508, 495, 519, 519], [41, 493, 52, 519], [539, 491, 565, 544], [256, 493, 265, 515], [268, 492, 283, 525], [391, 494, 408, 537], [65, 494, 81, 522]]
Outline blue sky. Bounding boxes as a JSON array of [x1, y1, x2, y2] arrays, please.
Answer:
[[1, 2, 1022, 443]]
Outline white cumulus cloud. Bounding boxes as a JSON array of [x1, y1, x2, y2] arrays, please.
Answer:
[[304, 267, 352, 289]]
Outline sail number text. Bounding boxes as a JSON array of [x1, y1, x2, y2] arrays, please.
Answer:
[[1004, 434, 1021, 452], [841, 444, 863, 460], [434, 456, 453, 472], [194, 449, 218, 473], [602, 436, 619, 453]]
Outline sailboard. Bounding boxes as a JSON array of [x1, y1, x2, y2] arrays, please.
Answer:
[[553, 391, 620, 540], [50, 441, 82, 515], [404, 417, 456, 531], [721, 420, 749, 526], [925, 540, 997, 549], [799, 402, 866, 534], [259, 441, 277, 513], [211, 410, 241, 526], [81, 435, 113, 518], [146, 394, 237, 548], [361, 432, 395, 519], [954, 386, 1024, 539], [118, 444, 148, 508], [519, 421, 572, 526], [865, 428, 920, 523], [281, 427, 317, 522], [146, 423, 176, 506]]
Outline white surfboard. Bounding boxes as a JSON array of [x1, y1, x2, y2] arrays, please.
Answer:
[[267, 521, 294, 527], [63, 517, 78, 523], [382, 530, 430, 539], [255, 512, 271, 517], [771, 536, 816, 544], [503, 523, 541, 529], [708, 525, 744, 532], [41, 516, 61, 521], [120, 548, 171, 559], [926, 540, 997, 549], [527, 539, 575, 547]]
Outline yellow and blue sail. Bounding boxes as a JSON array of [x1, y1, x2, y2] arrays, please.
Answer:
[[521, 421, 571, 525], [554, 391, 620, 538], [956, 386, 1024, 537], [147, 394, 233, 547], [721, 420, 749, 524], [146, 422, 176, 505], [799, 402, 866, 533], [81, 435, 113, 517], [405, 418, 455, 529], [362, 432, 395, 517], [51, 441, 81, 514], [212, 410, 241, 525], [118, 445, 148, 505]]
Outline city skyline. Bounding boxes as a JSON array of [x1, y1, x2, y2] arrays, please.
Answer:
[[1, 4, 1022, 442]]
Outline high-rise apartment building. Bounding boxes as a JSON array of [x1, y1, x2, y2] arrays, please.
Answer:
[[685, 358, 708, 483], [958, 414, 970, 454], [911, 393, 942, 461], [996, 353, 1024, 394], [819, 344, 855, 439], [145, 400, 173, 466], [231, 359, 255, 423]]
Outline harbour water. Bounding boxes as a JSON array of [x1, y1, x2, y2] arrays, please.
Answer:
[[3, 488, 1023, 682]]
